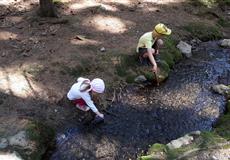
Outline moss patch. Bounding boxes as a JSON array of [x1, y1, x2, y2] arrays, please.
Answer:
[[26, 121, 55, 160], [184, 22, 223, 41]]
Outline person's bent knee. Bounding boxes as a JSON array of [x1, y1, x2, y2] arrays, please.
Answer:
[[156, 39, 164, 46]]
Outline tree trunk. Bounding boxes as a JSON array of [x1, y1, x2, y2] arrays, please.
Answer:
[[39, 0, 57, 17]]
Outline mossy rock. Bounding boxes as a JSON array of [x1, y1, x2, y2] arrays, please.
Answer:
[[138, 62, 169, 83], [0, 117, 55, 160], [184, 22, 223, 41], [158, 52, 175, 68], [214, 113, 230, 140]]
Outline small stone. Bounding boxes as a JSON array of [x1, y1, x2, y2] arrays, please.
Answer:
[[134, 75, 147, 83], [100, 47, 106, 52], [220, 39, 230, 48], [1, 52, 6, 57], [212, 84, 230, 95], [189, 130, 201, 136], [22, 52, 30, 57], [0, 138, 8, 149], [41, 32, 47, 36], [167, 134, 193, 149], [54, 109, 58, 112]]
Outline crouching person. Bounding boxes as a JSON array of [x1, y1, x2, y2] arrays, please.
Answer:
[[67, 77, 105, 119]]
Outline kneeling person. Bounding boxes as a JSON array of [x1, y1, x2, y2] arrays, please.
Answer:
[[136, 23, 171, 73], [67, 77, 105, 119]]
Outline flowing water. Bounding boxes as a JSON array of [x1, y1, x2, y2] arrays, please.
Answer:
[[49, 41, 230, 160]]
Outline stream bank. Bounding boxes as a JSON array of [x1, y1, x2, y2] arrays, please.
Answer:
[[47, 41, 230, 160]]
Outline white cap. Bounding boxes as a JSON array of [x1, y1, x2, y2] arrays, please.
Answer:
[[90, 78, 105, 93]]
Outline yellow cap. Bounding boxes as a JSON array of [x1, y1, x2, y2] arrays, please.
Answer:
[[154, 23, 171, 35]]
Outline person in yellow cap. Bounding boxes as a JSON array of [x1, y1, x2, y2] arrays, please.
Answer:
[[136, 23, 171, 73]]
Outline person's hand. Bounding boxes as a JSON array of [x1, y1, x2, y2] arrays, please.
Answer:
[[97, 113, 104, 119]]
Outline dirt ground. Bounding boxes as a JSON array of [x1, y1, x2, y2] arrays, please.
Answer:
[[0, 0, 230, 159]]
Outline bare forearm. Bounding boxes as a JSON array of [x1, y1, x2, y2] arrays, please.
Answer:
[[148, 51, 157, 66]]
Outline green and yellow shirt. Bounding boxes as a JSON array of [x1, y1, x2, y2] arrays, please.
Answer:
[[136, 32, 156, 52]]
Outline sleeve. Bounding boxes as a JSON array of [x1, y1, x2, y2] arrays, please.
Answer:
[[77, 77, 90, 82], [145, 41, 153, 49], [81, 93, 99, 113]]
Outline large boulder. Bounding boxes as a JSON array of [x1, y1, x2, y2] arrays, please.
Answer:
[[176, 41, 192, 58]]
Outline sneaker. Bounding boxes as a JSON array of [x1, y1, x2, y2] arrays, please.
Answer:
[[75, 104, 90, 112]]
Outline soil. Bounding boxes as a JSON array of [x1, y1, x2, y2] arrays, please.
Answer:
[[0, 0, 230, 160]]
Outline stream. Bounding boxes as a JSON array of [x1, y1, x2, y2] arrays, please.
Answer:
[[49, 41, 230, 160]]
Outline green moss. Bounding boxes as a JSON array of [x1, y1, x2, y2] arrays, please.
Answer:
[[184, 22, 223, 41], [114, 54, 139, 77], [189, 0, 230, 7], [199, 132, 225, 148], [162, 37, 182, 62], [126, 74, 137, 83], [148, 143, 167, 153], [158, 52, 175, 68], [227, 100, 230, 112], [158, 60, 170, 74], [26, 121, 55, 160], [217, 17, 230, 27], [115, 65, 128, 77], [214, 113, 230, 140]]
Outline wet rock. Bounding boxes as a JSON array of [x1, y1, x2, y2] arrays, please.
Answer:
[[212, 84, 230, 95], [166, 134, 194, 149], [134, 75, 147, 83], [177, 41, 192, 58], [8, 131, 29, 148], [189, 130, 201, 136], [0, 151, 22, 160], [1, 52, 6, 57], [0, 138, 8, 149], [220, 39, 230, 48], [100, 47, 106, 52]]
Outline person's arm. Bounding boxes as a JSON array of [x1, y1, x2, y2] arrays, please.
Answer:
[[81, 93, 104, 118], [147, 48, 157, 72]]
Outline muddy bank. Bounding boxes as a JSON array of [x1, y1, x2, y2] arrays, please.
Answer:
[[47, 41, 229, 160]]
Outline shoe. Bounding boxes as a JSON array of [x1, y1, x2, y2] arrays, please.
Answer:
[[75, 104, 90, 111]]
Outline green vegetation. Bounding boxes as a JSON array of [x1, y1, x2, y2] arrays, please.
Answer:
[[26, 121, 55, 160], [140, 89, 230, 160], [217, 17, 230, 27], [184, 22, 223, 41], [190, 0, 230, 7]]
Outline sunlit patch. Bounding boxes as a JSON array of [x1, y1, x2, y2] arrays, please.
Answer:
[[0, 31, 18, 40], [70, 0, 99, 10], [85, 15, 128, 34], [0, 66, 43, 98], [0, 0, 18, 5], [142, 0, 185, 4]]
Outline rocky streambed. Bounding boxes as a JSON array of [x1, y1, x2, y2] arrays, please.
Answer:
[[47, 41, 230, 160]]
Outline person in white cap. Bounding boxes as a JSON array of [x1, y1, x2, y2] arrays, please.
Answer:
[[67, 77, 105, 119]]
